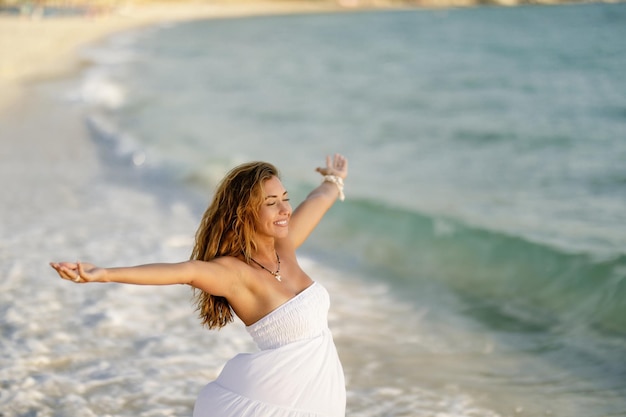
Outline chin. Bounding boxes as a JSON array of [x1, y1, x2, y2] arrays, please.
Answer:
[[274, 228, 289, 239]]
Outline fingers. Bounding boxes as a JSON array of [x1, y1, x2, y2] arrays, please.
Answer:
[[316, 167, 330, 177], [75, 261, 84, 282], [316, 153, 348, 178], [50, 261, 83, 283], [333, 154, 347, 172], [51, 261, 77, 269], [315, 155, 333, 175]]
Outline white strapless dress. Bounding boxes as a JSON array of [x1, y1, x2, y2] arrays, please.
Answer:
[[193, 282, 346, 417]]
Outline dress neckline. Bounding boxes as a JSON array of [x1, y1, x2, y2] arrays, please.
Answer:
[[246, 281, 317, 329]]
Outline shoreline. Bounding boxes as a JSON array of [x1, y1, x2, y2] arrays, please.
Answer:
[[0, 0, 391, 113]]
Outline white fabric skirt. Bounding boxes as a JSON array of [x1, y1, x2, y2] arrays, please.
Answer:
[[193, 328, 345, 417]]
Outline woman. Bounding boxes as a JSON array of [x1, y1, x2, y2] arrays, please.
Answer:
[[50, 154, 348, 417]]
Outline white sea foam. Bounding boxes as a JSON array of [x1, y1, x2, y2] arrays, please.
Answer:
[[79, 73, 126, 109], [0, 175, 249, 416]]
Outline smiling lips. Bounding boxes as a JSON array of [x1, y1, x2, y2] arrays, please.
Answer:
[[274, 219, 288, 226]]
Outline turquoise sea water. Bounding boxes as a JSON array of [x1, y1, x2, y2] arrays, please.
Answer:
[[6, 3, 624, 416]]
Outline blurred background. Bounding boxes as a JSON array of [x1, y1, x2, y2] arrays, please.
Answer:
[[1, 1, 625, 416]]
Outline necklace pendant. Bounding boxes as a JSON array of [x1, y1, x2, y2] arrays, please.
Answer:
[[275, 275, 282, 282]]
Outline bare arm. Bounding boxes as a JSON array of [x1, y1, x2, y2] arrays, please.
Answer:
[[286, 154, 348, 248], [50, 258, 237, 297]]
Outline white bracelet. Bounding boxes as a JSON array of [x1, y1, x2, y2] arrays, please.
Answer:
[[323, 175, 345, 201]]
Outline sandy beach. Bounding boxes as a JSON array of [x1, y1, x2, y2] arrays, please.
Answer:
[[0, 1, 357, 113]]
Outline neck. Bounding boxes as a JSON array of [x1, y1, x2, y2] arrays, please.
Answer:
[[253, 239, 276, 261]]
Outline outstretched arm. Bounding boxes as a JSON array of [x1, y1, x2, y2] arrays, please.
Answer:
[[286, 153, 348, 248], [50, 258, 236, 296]]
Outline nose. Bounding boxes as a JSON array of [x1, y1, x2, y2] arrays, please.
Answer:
[[278, 200, 291, 214]]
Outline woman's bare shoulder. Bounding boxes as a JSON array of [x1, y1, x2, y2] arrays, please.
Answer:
[[188, 256, 250, 296]]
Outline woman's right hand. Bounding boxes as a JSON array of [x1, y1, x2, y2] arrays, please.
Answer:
[[50, 261, 105, 284]]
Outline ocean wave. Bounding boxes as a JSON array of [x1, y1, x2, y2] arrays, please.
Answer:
[[309, 196, 626, 337]]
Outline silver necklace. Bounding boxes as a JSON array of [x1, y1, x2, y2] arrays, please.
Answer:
[[250, 252, 281, 282]]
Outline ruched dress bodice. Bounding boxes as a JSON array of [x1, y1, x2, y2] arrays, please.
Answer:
[[193, 282, 346, 417], [246, 282, 329, 350]]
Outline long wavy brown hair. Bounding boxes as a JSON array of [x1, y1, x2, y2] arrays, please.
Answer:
[[190, 161, 279, 329]]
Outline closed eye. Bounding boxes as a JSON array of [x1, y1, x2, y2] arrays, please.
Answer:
[[265, 191, 289, 206], [266, 198, 290, 206]]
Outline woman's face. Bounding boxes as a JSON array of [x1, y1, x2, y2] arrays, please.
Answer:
[[256, 176, 291, 240]]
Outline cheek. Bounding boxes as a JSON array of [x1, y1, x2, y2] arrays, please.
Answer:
[[258, 206, 275, 222]]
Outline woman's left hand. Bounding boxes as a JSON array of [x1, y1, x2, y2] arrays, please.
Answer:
[[315, 153, 348, 180]]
